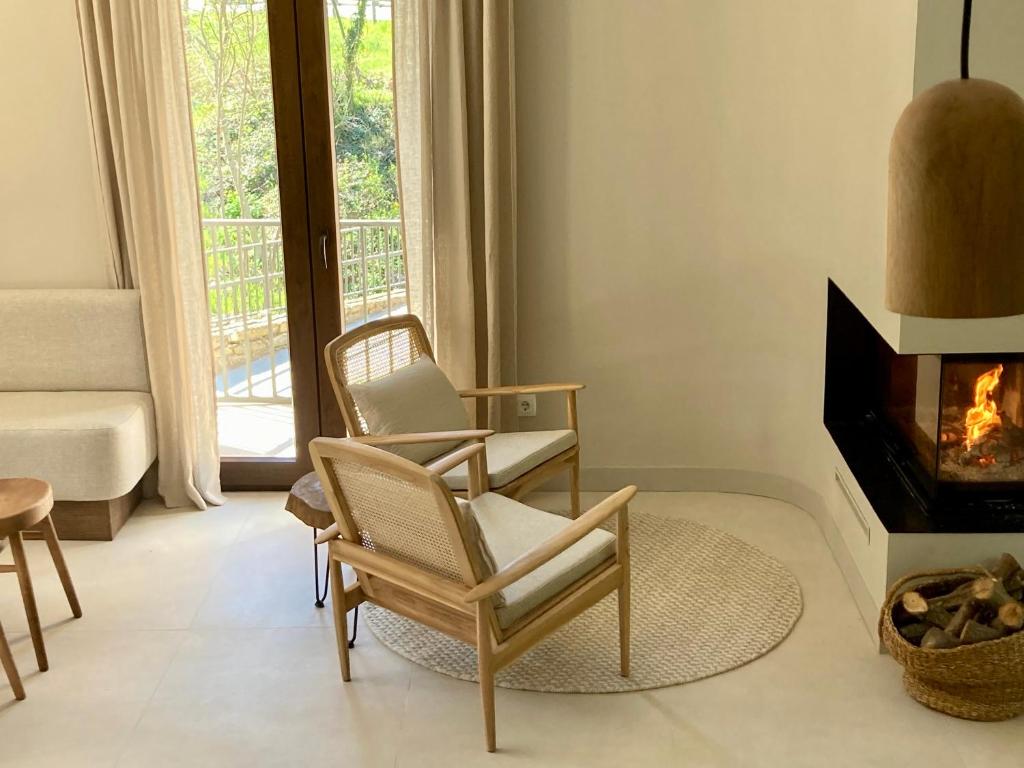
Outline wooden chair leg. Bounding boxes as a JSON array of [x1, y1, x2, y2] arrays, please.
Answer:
[[476, 604, 496, 752], [328, 558, 351, 682], [569, 454, 582, 519], [0, 619, 25, 701], [617, 506, 631, 678], [618, 576, 631, 678], [8, 533, 47, 672], [38, 516, 82, 619]]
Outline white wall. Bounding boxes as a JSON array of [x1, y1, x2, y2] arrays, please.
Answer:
[[915, 0, 1024, 94], [514, 0, 918, 507], [0, 0, 113, 288]]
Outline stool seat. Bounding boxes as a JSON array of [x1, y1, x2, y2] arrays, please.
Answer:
[[0, 478, 53, 537]]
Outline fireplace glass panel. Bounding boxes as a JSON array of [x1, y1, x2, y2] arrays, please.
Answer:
[[886, 355, 1024, 487], [937, 360, 1024, 483]]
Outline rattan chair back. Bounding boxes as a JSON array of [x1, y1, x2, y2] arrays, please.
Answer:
[[324, 315, 434, 436]]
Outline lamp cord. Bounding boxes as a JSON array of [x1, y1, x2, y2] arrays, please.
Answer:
[[961, 0, 973, 79]]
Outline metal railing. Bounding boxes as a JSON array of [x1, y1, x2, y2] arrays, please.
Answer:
[[203, 217, 405, 403]]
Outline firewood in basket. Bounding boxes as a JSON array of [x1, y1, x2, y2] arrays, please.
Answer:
[[972, 577, 1018, 608], [997, 601, 1024, 630], [959, 619, 1005, 644], [991, 552, 1022, 581], [945, 599, 980, 637], [928, 582, 975, 610], [897, 622, 931, 643], [901, 591, 929, 616], [920, 627, 961, 650], [900, 592, 953, 627]]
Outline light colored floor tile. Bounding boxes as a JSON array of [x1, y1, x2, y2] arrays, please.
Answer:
[[0, 489, 1017, 766], [115, 628, 407, 768], [0, 628, 185, 768]]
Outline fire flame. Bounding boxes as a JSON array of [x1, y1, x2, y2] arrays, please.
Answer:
[[964, 364, 1003, 450]]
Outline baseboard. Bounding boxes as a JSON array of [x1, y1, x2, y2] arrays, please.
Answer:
[[51, 477, 144, 541]]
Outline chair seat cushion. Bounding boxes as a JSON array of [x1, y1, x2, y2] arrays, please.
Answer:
[[466, 492, 615, 628], [0, 391, 156, 501], [347, 357, 470, 464], [442, 430, 577, 491]]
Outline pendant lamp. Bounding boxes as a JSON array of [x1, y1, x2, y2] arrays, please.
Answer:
[[886, 0, 1024, 318]]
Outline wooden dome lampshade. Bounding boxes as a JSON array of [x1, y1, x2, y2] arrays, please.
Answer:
[[885, 1, 1024, 319]]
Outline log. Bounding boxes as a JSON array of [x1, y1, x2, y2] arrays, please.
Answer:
[[929, 582, 975, 610], [921, 627, 961, 650], [901, 591, 929, 616], [897, 622, 932, 643], [971, 577, 1015, 607], [901, 592, 953, 627], [945, 599, 980, 637], [992, 552, 1022, 581], [997, 601, 1024, 630], [960, 619, 1005, 644]]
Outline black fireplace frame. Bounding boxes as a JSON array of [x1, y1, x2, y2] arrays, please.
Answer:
[[824, 280, 1024, 534]]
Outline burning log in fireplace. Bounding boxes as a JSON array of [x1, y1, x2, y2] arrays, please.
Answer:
[[894, 553, 1024, 648]]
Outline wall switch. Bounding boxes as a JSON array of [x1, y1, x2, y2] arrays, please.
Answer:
[[517, 394, 537, 417]]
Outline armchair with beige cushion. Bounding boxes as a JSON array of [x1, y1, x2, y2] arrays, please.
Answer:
[[323, 314, 584, 516], [309, 433, 634, 752]]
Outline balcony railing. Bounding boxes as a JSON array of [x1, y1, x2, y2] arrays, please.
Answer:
[[203, 217, 406, 403]]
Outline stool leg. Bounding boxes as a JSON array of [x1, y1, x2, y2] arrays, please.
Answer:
[[38, 516, 81, 619], [0, 618, 25, 701], [9, 533, 47, 672]]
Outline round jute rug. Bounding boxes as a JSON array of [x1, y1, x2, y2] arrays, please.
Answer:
[[364, 510, 803, 693]]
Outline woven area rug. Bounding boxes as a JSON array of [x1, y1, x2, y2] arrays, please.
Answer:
[[364, 510, 803, 693]]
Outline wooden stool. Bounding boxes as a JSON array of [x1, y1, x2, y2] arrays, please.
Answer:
[[0, 478, 82, 694], [286, 472, 356, 645]]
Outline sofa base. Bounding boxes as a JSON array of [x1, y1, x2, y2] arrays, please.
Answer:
[[51, 480, 143, 541]]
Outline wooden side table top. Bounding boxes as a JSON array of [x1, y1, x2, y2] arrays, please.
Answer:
[[285, 472, 334, 531], [0, 478, 53, 537]]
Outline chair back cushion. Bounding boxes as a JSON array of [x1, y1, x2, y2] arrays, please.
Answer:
[[326, 316, 433, 435], [0, 289, 149, 392], [348, 357, 470, 464]]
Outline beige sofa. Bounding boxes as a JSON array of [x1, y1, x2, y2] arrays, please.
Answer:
[[0, 290, 156, 539]]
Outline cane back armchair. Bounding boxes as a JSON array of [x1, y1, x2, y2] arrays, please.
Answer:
[[309, 434, 634, 752], [323, 314, 585, 517]]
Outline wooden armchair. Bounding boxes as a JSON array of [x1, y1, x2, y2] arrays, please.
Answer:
[[324, 315, 585, 516], [309, 434, 635, 752]]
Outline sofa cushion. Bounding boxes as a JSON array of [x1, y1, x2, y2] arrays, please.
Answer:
[[466, 492, 615, 628], [443, 430, 577, 491], [0, 391, 157, 501], [0, 289, 149, 392], [348, 357, 470, 464]]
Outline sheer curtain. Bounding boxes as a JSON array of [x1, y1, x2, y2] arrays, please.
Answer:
[[76, 0, 223, 509], [393, 0, 518, 429]]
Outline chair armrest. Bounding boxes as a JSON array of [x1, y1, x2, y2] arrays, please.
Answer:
[[315, 522, 340, 545], [458, 383, 585, 398], [463, 485, 637, 603], [347, 429, 494, 446], [425, 442, 487, 477]]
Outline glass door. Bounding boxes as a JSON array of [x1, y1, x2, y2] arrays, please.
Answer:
[[323, 1, 405, 331], [182, 0, 402, 487], [292, 0, 403, 441], [183, 0, 324, 488]]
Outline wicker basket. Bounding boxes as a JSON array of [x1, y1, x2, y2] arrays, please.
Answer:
[[879, 567, 1024, 721]]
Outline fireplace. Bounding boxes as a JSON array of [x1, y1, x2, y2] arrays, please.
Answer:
[[824, 281, 1024, 533]]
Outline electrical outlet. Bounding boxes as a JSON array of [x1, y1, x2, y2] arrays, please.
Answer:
[[517, 394, 537, 417]]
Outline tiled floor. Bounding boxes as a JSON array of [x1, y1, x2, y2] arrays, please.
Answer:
[[0, 490, 1020, 767]]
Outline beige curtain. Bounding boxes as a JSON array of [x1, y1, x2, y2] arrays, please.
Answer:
[[393, 0, 518, 429], [76, 0, 224, 509]]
